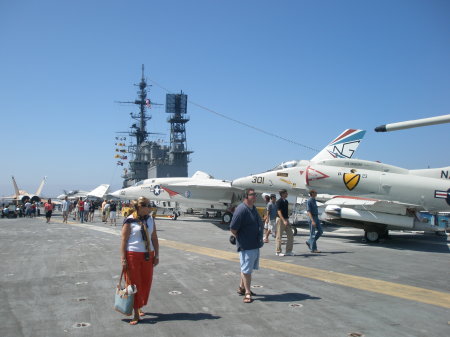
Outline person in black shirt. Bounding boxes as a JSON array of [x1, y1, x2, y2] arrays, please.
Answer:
[[110, 202, 117, 226], [275, 189, 295, 256], [88, 201, 95, 222], [230, 188, 264, 303]]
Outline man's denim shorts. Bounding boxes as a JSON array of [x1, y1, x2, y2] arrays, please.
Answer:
[[239, 248, 260, 274]]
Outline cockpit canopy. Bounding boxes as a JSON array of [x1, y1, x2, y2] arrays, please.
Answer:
[[269, 160, 299, 171]]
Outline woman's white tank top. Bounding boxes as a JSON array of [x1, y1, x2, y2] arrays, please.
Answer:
[[126, 216, 155, 253]]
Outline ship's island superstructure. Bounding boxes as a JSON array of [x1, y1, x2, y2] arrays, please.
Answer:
[[118, 65, 192, 188]]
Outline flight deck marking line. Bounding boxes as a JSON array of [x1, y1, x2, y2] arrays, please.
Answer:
[[67, 222, 121, 235], [68, 221, 449, 247], [160, 239, 450, 309], [62, 220, 450, 247], [64, 221, 450, 309]]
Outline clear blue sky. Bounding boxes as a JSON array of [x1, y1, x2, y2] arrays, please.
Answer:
[[1, 0, 449, 197]]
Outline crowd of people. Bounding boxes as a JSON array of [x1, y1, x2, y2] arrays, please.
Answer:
[[1, 200, 41, 218], [60, 197, 125, 225], [1, 197, 129, 224], [3, 189, 321, 322]]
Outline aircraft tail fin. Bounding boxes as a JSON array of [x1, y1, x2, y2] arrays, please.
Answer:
[[35, 177, 47, 196], [11, 176, 20, 197], [88, 184, 110, 199], [311, 129, 366, 162]]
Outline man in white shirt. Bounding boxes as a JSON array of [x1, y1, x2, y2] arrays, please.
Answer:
[[25, 201, 32, 217], [62, 196, 71, 223], [83, 200, 91, 222]]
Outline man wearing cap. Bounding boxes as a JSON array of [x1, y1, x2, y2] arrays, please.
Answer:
[[230, 188, 264, 303]]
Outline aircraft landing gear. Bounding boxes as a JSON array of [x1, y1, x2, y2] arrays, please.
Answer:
[[222, 212, 233, 224], [379, 229, 389, 242], [364, 230, 379, 243], [364, 229, 389, 243]]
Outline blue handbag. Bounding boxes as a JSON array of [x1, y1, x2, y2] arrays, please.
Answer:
[[114, 268, 135, 316]]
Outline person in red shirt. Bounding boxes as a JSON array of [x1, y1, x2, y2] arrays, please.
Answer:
[[44, 199, 54, 223], [78, 197, 85, 223]]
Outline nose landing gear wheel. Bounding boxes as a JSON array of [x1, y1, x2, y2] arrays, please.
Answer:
[[222, 212, 233, 224], [365, 231, 379, 242]]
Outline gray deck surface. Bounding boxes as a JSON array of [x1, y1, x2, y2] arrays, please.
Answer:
[[1, 212, 449, 337]]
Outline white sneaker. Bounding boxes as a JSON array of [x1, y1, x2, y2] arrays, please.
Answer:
[[285, 252, 296, 256], [276, 252, 285, 256]]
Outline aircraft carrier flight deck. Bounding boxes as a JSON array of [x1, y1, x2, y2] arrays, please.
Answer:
[[1, 212, 449, 337]]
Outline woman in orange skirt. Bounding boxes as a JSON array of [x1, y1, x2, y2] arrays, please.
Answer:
[[120, 197, 159, 325]]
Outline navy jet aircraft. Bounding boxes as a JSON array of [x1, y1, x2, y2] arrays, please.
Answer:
[[232, 129, 367, 196], [110, 171, 243, 221], [110, 129, 366, 223], [57, 184, 110, 201], [1, 176, 47, 204], [233, 144, 449, 242]]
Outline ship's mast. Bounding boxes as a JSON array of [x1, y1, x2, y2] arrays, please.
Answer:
[[166, 91, 193, 166], [116, 65, 156, 147], [115, 65, 154, 185], [116, 66, 192, 187], [135, 64, 149, 144], [127, 64, 151, 145]]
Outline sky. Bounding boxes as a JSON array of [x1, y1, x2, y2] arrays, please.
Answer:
[[0, 0, 449, 197]]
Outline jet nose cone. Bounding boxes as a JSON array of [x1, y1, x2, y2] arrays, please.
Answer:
[[232, 176, 253, 188], [110, 189, 123, 198]]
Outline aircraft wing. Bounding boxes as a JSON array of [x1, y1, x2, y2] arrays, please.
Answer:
[[324, 196, 426, 215], [320, 195, 437, 239], [0, 195, 17, 202], [87, 184, 110, 199], [40, 198, 62, 205]]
